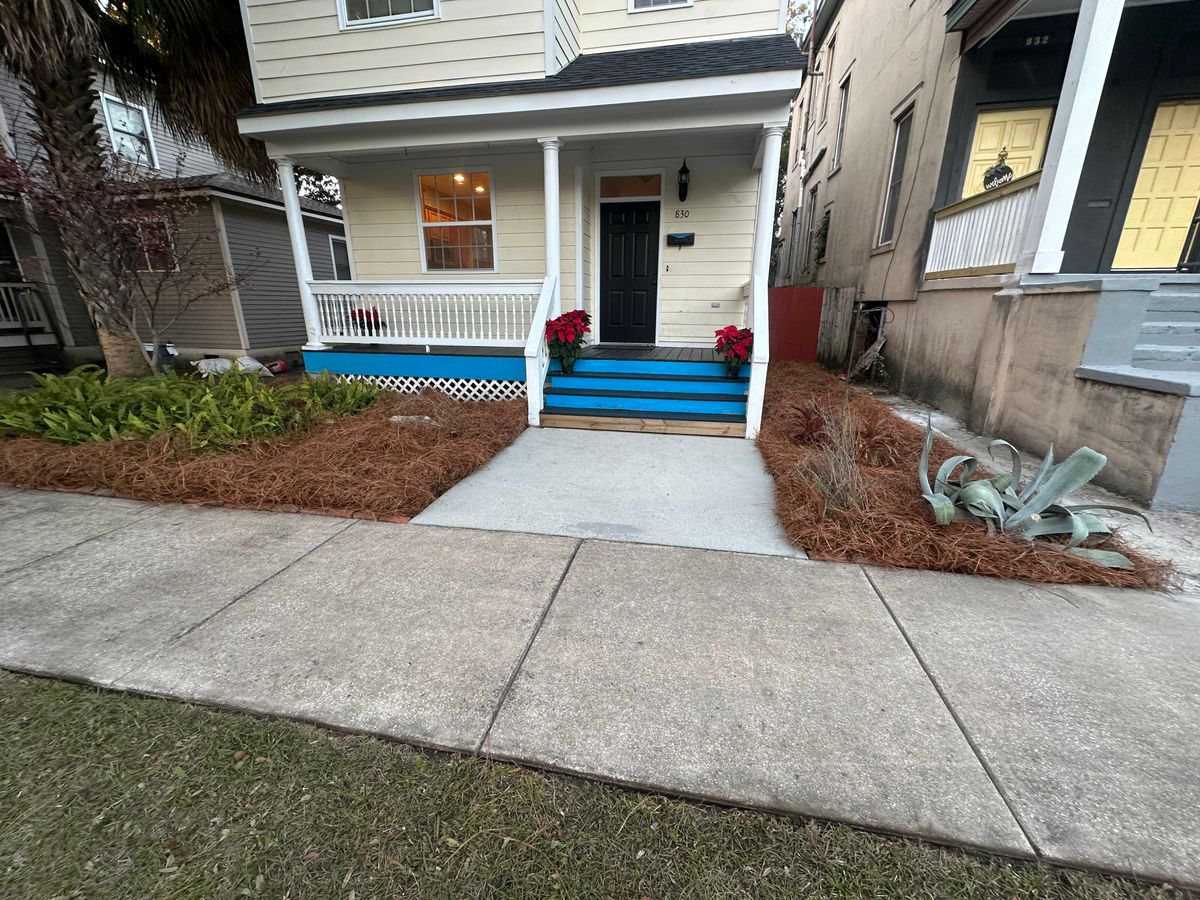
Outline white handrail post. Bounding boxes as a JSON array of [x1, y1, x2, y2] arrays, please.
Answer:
[[524, 274, 558, 426], [539, 137, 563, 318], [1016, 0, 1123, 274], [276, 157, 329, 350], [746, 123, 786, 439]]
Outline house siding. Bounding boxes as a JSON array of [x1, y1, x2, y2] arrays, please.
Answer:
[[245, 0, 547, 103], [340, 137, 757, 345], [554, 0, 582, 72], [579, 0, 780, 53], [222, 200, 343, 349]]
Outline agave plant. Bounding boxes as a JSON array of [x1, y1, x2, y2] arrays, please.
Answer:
[[918, 418, 1150, 569]]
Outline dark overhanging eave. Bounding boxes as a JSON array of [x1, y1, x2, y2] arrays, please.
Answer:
[[239, 34, 806, 120]]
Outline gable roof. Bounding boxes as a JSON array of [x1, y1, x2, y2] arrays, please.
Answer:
[[240, 35, 806, 119], [175, 173, 342, 217]]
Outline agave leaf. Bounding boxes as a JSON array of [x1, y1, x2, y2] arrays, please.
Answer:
[[1006, 447, 1107, 533], [1065, 504, 1153, 533], [988, 439, 1022, 491], [1020, 512, 1110, 539], [923, 492, 957, 526], [1068, 547, 1135, 570], [1017, 446, 1055, 501], [957, 480, 1007, 524], [918, 417, 937, 496], [935, 455, 978, 493]]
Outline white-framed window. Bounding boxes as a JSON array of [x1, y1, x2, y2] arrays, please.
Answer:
[[101, 94, 159, 169], [832, 75, 850, 169], [802, 184, 819, 268], [630, 0, 693, 11], [415, 170, 497, 272], [339, 0, 438, 28], [821, 39, 836, 124], [0, 223, 25, 282], [329, 235, 352, 280], [878, 107, 915, 246], [135, 221, 176, 273]]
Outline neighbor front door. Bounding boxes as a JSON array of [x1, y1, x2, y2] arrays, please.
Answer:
[[600, 201, 660, 344]]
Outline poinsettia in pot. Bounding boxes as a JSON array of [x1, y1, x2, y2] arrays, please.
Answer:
[[545, 309, 592, 374], [714, 325, 753, 377]]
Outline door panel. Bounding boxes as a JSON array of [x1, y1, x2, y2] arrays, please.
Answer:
[[962, 107, 1054, 198], [600, 201, 660, 343], [1113, 100, 1200, 270]]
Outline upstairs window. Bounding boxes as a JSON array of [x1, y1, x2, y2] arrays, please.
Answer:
[[330, 236, 352, 280], [341, 0, 437, 27], [417, 171, 497, 272], [878, 107, 914, 246], [101, 95, 158, 169], [832, 76, 850, 169], [630, 0, 693, 10]]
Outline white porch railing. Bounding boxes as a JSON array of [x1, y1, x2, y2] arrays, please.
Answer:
[[524, 273, 559, 426], [0, 283, 50, 331], [307, 280, 544, 346], [925, 172, 1041, 279], [745, 274, 769, 440]]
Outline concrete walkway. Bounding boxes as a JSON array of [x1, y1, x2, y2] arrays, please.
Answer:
[[413, 428, 802, 557], [1, 488, 1197, 888]]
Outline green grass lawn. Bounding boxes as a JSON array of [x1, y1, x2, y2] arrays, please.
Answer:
[[0, 672, 1186, 900]]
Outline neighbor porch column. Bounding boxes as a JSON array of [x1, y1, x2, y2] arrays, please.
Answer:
[[1017, 0, 1124, 274], [539, 137, 563, 316], [276, 158, 329, 350]]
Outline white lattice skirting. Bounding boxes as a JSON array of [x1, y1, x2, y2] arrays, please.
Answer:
[[341, 374, 527, 402]]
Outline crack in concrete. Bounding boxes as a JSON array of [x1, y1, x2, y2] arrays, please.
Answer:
[[860, 565, 1042, 860]]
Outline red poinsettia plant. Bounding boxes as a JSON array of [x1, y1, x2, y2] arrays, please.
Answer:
[[545, 309, 592, 373], [714, 325, 753, 376], [349, 306, 385, 335]]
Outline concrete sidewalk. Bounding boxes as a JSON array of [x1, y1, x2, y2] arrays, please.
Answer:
[[0, 488, 1197, 888]]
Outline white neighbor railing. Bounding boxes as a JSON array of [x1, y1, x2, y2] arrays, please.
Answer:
[[0, 283, 51, 331], [524, 273, 558, 426], [744, 274, 769, 439], [307, 280, 544, 346], [925, 172, 1041, 279]]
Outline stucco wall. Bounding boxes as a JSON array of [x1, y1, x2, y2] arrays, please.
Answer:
[[889, 282, 1186, 503]]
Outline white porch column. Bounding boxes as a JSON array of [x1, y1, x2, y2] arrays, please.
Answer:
[[275, 158, 328, 350], [539, 137, 563, 316], [1017, 0, 1124, 274], [752, 124, 787, 284], [746, 123, 787, 440]]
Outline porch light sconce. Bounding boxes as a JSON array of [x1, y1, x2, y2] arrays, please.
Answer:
[[678, 160, 690, 203]]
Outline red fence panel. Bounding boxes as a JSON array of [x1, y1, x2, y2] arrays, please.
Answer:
[[768, 286, 824, 362]]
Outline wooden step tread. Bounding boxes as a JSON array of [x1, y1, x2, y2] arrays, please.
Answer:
[[540, 413, 746, 437]]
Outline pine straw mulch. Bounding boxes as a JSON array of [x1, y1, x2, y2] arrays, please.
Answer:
[[757, 362, 1171, 590], [0, 390, 526, 521]]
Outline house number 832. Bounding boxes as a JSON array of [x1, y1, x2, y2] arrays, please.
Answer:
[[675, 209, 690, 219]]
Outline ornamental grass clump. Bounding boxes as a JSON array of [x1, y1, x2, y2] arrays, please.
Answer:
[[917, 418, 1151, 569], [0, 365, 378, 451]]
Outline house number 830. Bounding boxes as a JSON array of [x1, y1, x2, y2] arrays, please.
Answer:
[[675, 209, 690, 219]]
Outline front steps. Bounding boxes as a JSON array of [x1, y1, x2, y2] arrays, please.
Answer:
[[1134, 286, 1200, 371], [541, 356, 749, 437]]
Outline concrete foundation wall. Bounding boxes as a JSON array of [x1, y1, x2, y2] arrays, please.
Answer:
[[889, 282, 1186, 503]]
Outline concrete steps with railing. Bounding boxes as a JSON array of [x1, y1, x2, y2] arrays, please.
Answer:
[[540, 357, 749, 436]]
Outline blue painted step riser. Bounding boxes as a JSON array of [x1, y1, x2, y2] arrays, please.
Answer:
[[546, 395, 748, 416], [553, 359, 747, 378], [548, 375, 749, 395]]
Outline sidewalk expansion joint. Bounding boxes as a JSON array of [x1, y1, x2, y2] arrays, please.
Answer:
[[860, 566, 1043, 859], [476, 537, 584, 755], [0, 505, 166, 580]]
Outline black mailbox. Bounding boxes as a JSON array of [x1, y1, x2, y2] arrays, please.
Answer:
[[667, 232, 695, 247]]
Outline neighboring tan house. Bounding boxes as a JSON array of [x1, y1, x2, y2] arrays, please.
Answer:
[[777, 0, 1200, 509], [0, 67, 345, 373], [236, 0, 805, 438]]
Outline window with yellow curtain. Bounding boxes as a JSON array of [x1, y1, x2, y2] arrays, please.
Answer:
[[418, 172, 496, 271]]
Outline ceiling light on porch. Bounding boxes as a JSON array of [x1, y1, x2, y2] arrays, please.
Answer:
[[474, 185, 486, 193], [453, 173, 466, 184]]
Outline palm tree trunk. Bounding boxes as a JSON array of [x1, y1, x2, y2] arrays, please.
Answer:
[[24, 57, 147, 377]]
